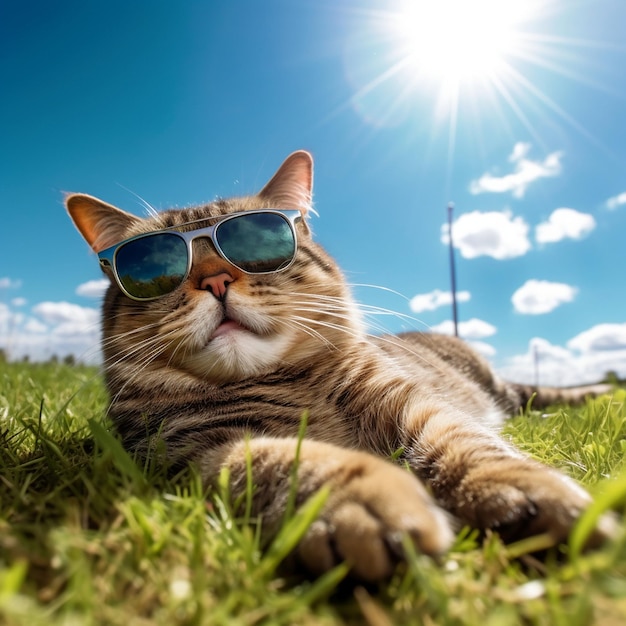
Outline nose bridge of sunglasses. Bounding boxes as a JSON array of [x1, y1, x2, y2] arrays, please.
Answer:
[[191, 234, 220, 259], [188, 237, 243, 287]]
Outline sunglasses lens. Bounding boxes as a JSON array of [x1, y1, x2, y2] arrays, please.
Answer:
[[115, 233, 188, 299], [216, 213, 296, 272]]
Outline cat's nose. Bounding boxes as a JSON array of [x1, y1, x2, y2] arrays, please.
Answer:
[[200, 272, 234, 301]]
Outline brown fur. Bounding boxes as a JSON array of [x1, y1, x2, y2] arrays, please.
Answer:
[[66, 151, 615, 582]]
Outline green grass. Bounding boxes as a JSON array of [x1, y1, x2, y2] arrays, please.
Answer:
[[1, 361, 626, 625]]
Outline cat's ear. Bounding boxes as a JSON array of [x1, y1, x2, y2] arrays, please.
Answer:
[[65, 193, 141, 253], [258, 150, 313, 213]]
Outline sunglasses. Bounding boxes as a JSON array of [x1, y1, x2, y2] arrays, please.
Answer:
[[98, 209, 302, 301]]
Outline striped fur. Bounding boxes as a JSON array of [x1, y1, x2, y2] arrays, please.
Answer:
[[66, 151, 614, 581]]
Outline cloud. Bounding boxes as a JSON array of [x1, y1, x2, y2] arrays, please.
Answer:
[[0, 303, 12, 327], [498, 332, 626, 387], [606, 191, 626, 210], [529, 336, 572, 361], [0, 300, 101, 362], [11, 297, 27, 307], [33, 301, 99, 328], [441, 210, 531, 259], [469, 143, 563, 198], [468, 340, 497, 358], [511, 279, 578, 314], [498, 339, 573, 385], [0, 304, 24, 334], [409, 289, 471, 313], [509, 142, 532, 162], [23, 318, 48, 334], [76, 278, 110, 298], [0, 277, 22, 289], [567, 323, 626, 352], [535, 208, 596, 244], [31, 301, 100, 341], [430, 317, 497, 339]]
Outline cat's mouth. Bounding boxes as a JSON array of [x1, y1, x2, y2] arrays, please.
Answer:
[[210, 317, 249, 340]]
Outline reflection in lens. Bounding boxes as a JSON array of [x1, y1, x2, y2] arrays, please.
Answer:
[[115, 233, 188, 298], [216, 213, 295, 272]]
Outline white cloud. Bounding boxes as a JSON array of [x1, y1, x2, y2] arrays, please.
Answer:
[[511, 279, 577, 315], [430, 317, 497, 339], [441, 210, 531, 259], [76, 278, 110, 298], [499, 333, 626, 386], [0, 277, 22, 289], [508, 141, 532, 162], [409, 289, 471, 313], [498, 339, 573, 386], [535, 208, 596, 244], [33, 301, 99, 328], [529, 336, 572, 361], [606, 191, 626, 210], [32, 301, 100, 343], [469, 143, 563, 198], [23, 318, 48, 334], [0, 304, 23, 335], [429, 320, 456, 335], [0, 300, 101, 362], [0, 303, 11, 326], [11, 297, 27, 307], [567, 323, 626, 353], [468, 340, 497, 358]]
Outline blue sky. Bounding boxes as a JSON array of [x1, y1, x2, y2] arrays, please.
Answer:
[[1, 0, 626, 385]]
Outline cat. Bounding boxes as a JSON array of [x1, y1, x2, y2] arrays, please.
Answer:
[[66, 151, 615, 582]]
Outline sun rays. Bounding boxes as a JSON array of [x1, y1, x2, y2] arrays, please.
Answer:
[[341, 0, 617, 159]]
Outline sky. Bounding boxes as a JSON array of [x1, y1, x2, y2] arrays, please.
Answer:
[[1, 0, 626, 386]]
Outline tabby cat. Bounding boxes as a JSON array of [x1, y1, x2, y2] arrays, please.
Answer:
[[67, 151, 614, 581]]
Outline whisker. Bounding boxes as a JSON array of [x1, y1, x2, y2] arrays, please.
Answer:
[[102, 324, 180, 370], [285, 290, 427, 328], [346, 282, 411, 302], [106, 337, 177, 404], [289, 315, 365, 343], [288, 312, 449, 376], [116, 183, 160, 218], [283, 317, 338, 350], [99, 322, 167, 351]]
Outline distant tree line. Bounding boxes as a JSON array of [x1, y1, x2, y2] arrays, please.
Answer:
[[602, 370, 625, 385], [0, 349, 78, 366]]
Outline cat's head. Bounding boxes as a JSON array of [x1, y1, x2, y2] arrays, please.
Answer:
[[67, 151, 363, 383]]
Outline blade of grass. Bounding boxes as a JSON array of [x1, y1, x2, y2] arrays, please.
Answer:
[[261, 484, 330, 576], [569, 465, 626, 559], [283, 411, 309, 524], [88, 419, 148, 489], [298, 562, 351, 605]]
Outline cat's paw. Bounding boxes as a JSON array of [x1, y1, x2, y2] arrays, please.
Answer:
[[452, 459, 617, 548], [294, 457, 454, 582], [209, 438, 454, 581]]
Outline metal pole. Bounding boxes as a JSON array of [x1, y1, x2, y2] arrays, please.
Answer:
[[447, 202, 459, 337]]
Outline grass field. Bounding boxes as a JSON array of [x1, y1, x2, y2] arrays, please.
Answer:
[[1, 360, 625, 625]]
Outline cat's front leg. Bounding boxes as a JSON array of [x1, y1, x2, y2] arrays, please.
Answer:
[[199, 437, 454, 581], [403, 405, 617, 547]]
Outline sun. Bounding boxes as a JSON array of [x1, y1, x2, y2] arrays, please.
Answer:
[[390, 0, 533, 85], [342, 0, 558, 130]]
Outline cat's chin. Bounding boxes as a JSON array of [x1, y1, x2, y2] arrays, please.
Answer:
[[181, 328, 295, 382]]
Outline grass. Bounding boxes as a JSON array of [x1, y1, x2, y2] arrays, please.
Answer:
[[0, 360, 625, 625]]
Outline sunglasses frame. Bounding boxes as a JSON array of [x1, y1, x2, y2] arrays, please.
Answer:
[[97, 208, 302, 301]]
